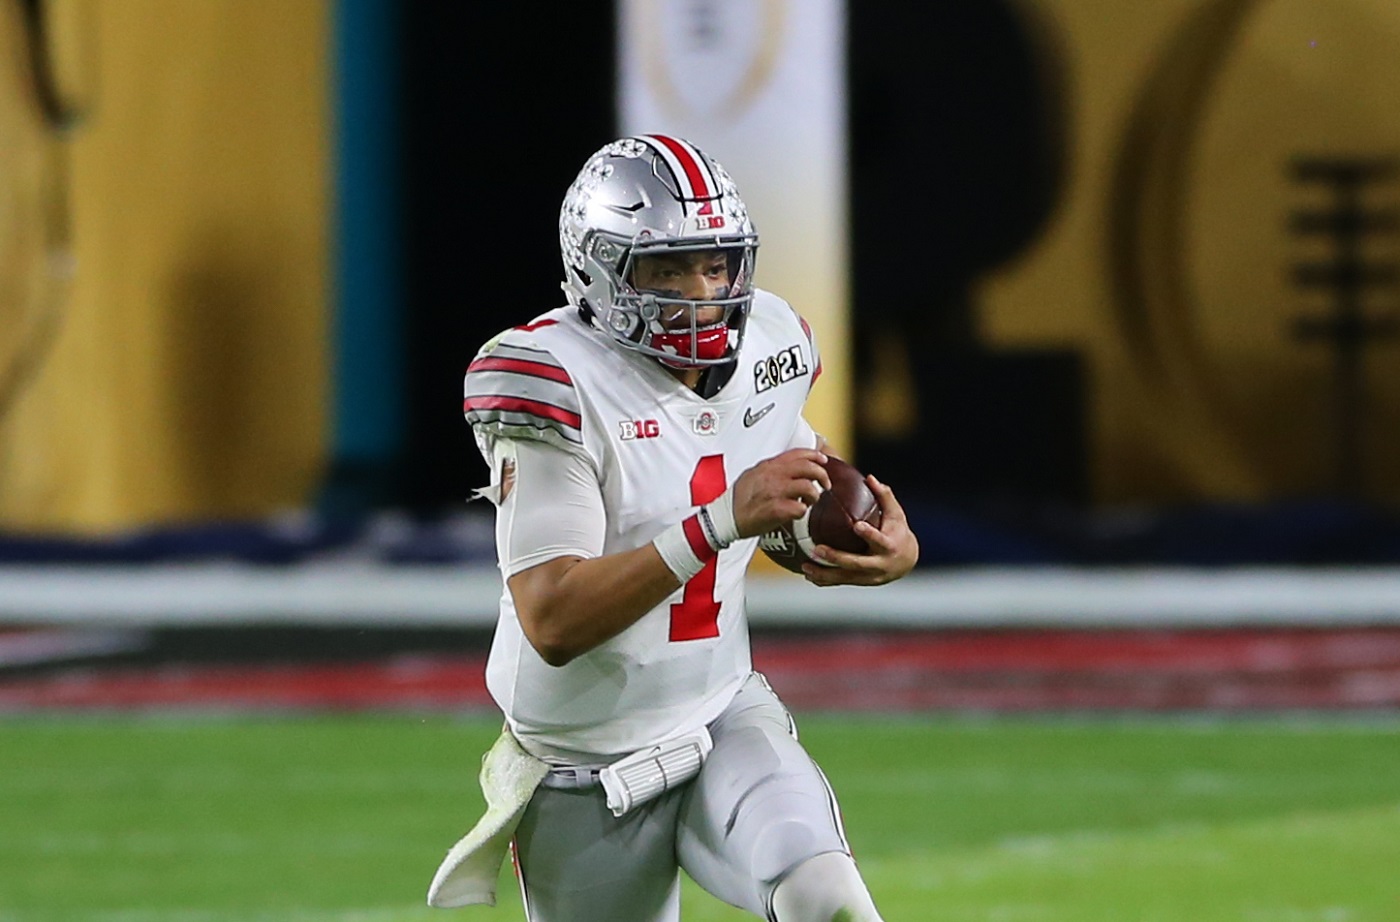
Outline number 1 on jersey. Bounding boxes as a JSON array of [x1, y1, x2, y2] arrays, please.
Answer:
[[670, 455, 726, 642]]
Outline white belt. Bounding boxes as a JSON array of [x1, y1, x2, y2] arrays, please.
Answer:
[[596, 728, 713, 816]]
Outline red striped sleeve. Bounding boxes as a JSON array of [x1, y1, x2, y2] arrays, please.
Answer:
[[462, 395, 582, 430], [468, 356, 573, 386]]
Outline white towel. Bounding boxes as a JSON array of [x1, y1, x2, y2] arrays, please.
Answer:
[[427, 729, 550, 908]]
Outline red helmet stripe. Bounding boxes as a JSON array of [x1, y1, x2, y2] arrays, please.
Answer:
[[646, 134, 714, 203]]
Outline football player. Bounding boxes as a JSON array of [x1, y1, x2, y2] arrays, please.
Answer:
[[431, 135, 918, 921]]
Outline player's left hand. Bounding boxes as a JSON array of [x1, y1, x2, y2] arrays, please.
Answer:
[[800, 475, 919, 587]]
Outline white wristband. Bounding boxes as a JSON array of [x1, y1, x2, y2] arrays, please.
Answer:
[[652, 487, 740, 583], [652, 514, 714, 582], [700, 488, 740, 549]]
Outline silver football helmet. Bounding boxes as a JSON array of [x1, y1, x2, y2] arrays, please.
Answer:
[[559, 135, 759, 368]]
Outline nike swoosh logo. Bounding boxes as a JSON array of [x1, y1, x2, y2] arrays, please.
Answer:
[[743, 403, 776, 427]]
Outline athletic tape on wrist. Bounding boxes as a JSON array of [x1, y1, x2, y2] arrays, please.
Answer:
[[701, 488, 740, 548], [652, 488, 739, 583], [653, 513, 715, 582]]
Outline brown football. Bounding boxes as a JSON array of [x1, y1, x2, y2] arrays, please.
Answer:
[[758, 457, 883, 573]]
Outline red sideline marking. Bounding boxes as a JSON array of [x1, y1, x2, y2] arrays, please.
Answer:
[[755, 629, 1400, 673], [4, 629, 1400, 713], [0, 655, 492, 712], [754, 628, 1400, 712]]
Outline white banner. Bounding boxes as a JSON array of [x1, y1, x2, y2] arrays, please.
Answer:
[[618, 0, 850, 452]]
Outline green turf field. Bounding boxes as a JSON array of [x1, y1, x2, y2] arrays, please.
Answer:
[[2, 714, 1398, 921]]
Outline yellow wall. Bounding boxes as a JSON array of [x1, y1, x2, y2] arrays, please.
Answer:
[[980, 0, 1400, 503], [8, 0, 1398, 528], [0, 0, 330, 533]]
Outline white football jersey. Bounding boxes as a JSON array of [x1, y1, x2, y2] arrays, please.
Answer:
[[463, 288, 821, 759]]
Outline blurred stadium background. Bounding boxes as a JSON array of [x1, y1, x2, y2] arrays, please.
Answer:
[[2, 1, 1399, 920]]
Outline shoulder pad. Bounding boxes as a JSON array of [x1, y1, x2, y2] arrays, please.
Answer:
[[756, 290, 819, 354], [463, 324, 583, 450], [762, 291, 823, 388]]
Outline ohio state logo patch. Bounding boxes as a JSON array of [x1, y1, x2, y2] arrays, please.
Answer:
[[692, 410, 718, 435]]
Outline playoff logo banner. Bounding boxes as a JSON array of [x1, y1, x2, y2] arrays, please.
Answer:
[[617, 0, 850, 454]]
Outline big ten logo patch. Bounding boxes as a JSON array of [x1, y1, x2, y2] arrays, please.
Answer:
[[753, 344, 810, 393], [619, 419, 661, 440]]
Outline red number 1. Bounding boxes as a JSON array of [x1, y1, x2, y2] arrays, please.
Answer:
[[670, 455, 726, 642]]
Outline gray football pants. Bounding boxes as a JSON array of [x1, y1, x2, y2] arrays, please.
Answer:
[[510, 673, 852, 921]]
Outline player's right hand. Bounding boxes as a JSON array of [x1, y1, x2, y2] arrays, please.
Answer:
[[731, 448, 832, 538]]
